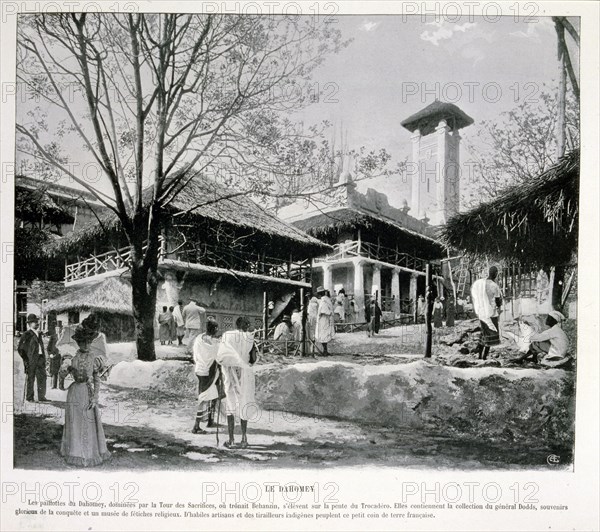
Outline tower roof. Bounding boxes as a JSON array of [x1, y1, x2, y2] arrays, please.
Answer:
[[401, 100, 474, 136]]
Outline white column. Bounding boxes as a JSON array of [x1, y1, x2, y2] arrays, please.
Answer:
[[322, 263, 333, 296], [448, 132, 461, 218], [353, 258, 365, 322], [410, 129, 421, 218], [435, 119, 450, 225], [409, 273, 418, 314], [391, 268, 401, 315], [372, 264, 382, 305]]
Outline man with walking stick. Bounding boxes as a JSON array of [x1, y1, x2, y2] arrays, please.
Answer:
[[17, 314, 49, 403], [216, 317, 257, 448]]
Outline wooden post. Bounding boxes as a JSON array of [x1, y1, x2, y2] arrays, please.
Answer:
[[262, 290, 268, 354], [554, 18, 567, 158], [425, 263, 433, 358], [300, 286, 307, 357]]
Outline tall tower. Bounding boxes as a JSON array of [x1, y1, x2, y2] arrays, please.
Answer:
[[401, 101, 473, 225]]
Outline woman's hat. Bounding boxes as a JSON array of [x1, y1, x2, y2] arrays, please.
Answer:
[[81, 314, 100, 332], [72, 325, 98, 345]]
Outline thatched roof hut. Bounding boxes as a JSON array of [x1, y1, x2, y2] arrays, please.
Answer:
[[439, 149, 579, 269], [45, 277, 132, 315], [45, 177, 329, 260]]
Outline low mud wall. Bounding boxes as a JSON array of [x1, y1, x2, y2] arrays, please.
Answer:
[[109, 359, 574, 446], [256, 360, 574, 446]]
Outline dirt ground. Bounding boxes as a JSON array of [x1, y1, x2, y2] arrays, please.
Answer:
[[12, 320, 573, 471]]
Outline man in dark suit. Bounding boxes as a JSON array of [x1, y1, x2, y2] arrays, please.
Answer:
[[17, 314, 48, 402]]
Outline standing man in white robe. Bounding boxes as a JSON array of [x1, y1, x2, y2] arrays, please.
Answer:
[[216, 317, 256, 448], [192, 319, 220, 434], [315, 287, 335, 356], [471, 266, 503, 360]]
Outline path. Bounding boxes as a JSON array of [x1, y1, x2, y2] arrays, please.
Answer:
[[12, 350, 564, 471]]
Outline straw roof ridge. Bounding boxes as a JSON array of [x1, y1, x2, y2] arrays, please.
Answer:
[[439, 149, 579, 267], [168, 179, 327, 247], [45, 277, 133, 315], [16, 187, 75, 225], [44, 176, 329, 257], [293, 206, 440, 244], [44, 212, 121, 258]]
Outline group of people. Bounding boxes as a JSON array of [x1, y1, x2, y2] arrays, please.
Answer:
[[18, 313, 107, 401], [17, 312, 111, 467], [191, 316, 257, 448], [157, 299, 206, 347], [471, 265, 570, 364]]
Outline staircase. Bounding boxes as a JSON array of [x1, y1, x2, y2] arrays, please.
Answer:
[[456, 262, 470, 299]]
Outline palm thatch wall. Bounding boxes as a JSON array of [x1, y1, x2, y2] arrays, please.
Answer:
[[439, 149, 579, 269]]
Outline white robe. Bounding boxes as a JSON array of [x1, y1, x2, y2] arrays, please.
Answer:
[[315, 296, 335, 343], [194, 334, 219, 403], [216, 330, 256, 421], [172, 306, 185, 328], [471, 278, 501, 332]]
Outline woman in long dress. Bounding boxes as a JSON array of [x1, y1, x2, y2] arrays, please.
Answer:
[[61, 325, 111, 467]]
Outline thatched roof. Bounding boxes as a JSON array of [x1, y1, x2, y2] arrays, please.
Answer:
[[45, 177, 329, 258], [293, 207, 444, 259], [16, 187, 74, 225], [439, 149, 579, 268], [170, 179, 327, 249], [44, 213, 121, 258], [401, 100, 474, 135], [45, 277, 133, 315]]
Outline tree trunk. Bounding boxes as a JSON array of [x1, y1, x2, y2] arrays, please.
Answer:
[[130, 259, 157, 362]]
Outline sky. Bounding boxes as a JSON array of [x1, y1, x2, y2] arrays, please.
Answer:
[[16, 13, 578, 210], [301, 15, 567, 153], [293, 15, 576, 207]]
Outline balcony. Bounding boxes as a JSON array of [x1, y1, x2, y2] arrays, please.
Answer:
[[65, 246, 138, 285], [313, 240, 427, 272], [65, 240, 311, 286]]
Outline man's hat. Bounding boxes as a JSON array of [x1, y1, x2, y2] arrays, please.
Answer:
[[282, 315, 291, 322], [548, 310, 566, 322], [26, 313, 39, 323], [316, 286, 326, 295]]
